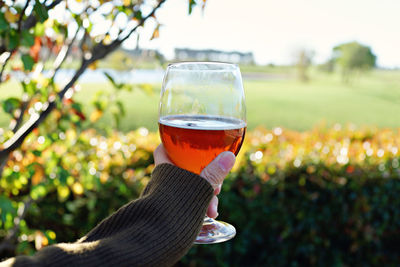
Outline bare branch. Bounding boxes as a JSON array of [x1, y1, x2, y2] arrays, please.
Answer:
[[52, 26, 80, 76], [90, 0, 166, 62], [18, 0, 31, 33], [0, 52, 12, 84], [46, 0, 63, 10], [123, 0, 166, 44], [79, 29, 89, 61], [11, 96, 29, 133]]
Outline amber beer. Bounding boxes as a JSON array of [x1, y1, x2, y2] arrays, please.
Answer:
[[159, 115, 246, 174]]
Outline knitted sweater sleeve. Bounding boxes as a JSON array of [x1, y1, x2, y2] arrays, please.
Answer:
[[1, 164, 213, 267]]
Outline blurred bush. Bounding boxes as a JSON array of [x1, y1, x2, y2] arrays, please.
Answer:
[[183, 126, 400, 266], [1, 125, 400, 266], [0, 125, 158, 257]]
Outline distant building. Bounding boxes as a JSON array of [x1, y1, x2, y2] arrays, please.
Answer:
[[174, 48, 254, 64], [122, 48, 165, 62]]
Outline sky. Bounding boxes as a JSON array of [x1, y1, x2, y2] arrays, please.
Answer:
[[123, 0, 400, 68]]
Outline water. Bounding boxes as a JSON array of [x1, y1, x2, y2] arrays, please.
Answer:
[[11, 68, 282, 85], [53, 68, 165, 84]]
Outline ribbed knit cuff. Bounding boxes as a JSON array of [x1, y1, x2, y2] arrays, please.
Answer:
[[5, 164, 215, 267], [143, 163, 214, 198]]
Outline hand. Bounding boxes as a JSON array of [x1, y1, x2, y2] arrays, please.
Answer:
[[154, 144, 236, 219]]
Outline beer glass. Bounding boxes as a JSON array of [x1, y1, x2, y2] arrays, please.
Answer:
[[158, 62, 246, 244]]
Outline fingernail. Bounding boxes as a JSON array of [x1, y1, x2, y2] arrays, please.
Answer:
[[218, 152, 235, 172], [214, 184, 222, 195], [213, 200, 218, 218]]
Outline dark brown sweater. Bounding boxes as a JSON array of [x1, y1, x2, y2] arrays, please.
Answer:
[[1, 164, 214, 267]]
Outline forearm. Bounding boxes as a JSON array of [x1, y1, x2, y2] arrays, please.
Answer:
[[2, 164, 213, 267]]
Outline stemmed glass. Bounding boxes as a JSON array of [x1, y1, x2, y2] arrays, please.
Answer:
[[158, 62, 246, 244]]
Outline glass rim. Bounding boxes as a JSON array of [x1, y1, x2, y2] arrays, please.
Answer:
[[167, 61, 239, 71]]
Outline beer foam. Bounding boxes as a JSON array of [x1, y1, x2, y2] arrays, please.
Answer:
[[159, 115, 246, 130]]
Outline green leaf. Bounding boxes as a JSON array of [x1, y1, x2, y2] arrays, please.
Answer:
[[2, 97, 21, 115], [21, 81, 36, 95], [7, 30, 19, 50], [112, 111, 121, 128], [0, 196, 16, 223], [21, 54, 35, 70], [34, 0, 49, 23], [104, 72, 124, 90], [71, 103, 83, 113], [104, 72, 116, 85], [30, 184, 48, 200], [115, 100, 126, 117], [92, 92, 109, 111], [0, 13, 8, 31], [188, 0, 197, 14], [34, 22, 45, 36], [134, 10, 142, 20], [58, 168, 69, 185], [21, 30, 35, 47], [32, 150, 42, 157]]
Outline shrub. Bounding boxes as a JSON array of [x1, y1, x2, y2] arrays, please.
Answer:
[[1, 126, 400, 265], [0, 127, 158, 257], [182, 127, 400, 266]]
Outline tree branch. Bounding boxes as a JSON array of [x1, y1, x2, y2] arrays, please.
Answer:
[[1, 0, 32, 84], [0, 0, 168, 254], [90, 0, 166, 62], [52, 26, 80, 77], [79, 29, 89, 62], [0, 0, 167, 168], [18, 0, 31, 33], [0, 59, 90, 165], [46, 0, 63, 10], [0, 52, 12, 84], [11, 96, 29, 133], [22, 0, 63, 31]]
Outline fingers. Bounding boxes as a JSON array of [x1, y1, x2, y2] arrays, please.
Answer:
[[207, 185, 222, 218], [206, 195, 219, 219], [214, 184, 222, 196], [155, 147, 235, 219], [202, 152, 235, 219], [200, 151, 236, 190], [154, 144, 172, 165]]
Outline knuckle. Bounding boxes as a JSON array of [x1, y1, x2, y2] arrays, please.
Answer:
[[202, 167, 223, 186]]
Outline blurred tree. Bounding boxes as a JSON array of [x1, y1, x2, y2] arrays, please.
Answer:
[[294, 48, 314, 82], [318, 58, 335, 73], [101, 48, 165, 70], [332, 41, 377, 83], [0, 0, 207, 257], [102, 50, 137, 71]]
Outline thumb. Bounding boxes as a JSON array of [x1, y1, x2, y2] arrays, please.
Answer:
[[200, 151, 236, 189]]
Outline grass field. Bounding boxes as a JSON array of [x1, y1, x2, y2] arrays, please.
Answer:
[[1, 69, 400, 132]]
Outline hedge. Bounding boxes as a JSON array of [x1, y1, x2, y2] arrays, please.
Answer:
[[1, 126, 400, 266]]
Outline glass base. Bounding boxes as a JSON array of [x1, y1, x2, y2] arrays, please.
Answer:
[[194, 216, 236, 244]]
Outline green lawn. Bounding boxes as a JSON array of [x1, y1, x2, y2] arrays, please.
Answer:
[[1, 70, 400, 132], [245, 71, 400, 131]]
